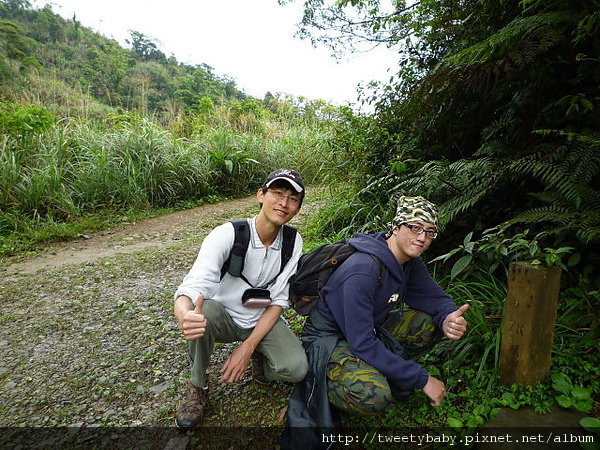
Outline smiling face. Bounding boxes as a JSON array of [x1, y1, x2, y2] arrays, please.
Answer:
[[387, 220, 436, 264], [256, 180, 301, 227]]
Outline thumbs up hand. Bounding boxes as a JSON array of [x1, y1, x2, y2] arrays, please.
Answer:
[[443, 304, 469, 340], [176, 294, 207, 341]]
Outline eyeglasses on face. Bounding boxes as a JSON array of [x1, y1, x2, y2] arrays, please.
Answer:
[[267, 188, 301, 205], [400, 222, 438, 239]]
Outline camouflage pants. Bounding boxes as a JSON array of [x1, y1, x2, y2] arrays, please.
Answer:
[[327, 306, 442, 415]]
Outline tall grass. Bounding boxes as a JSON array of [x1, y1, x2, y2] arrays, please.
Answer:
[[0, 117, 335, 255], [259, 125, 337, 185], [433, 272, 507, 387], [304, 180, 393, 242], [1, 130, 76, 220], [67, 120, 215, 208]]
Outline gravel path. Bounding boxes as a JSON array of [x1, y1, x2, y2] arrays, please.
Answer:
[[0, 192, 325, 447]]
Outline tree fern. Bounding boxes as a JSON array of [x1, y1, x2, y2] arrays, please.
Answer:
[[506, 135, 600, 243], [388, 157, 507, 229], [447, 11, 573, 67]]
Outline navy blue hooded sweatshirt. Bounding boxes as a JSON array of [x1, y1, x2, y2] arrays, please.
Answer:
[[279, 231, 458, 450], [319, 231, 457, 390]]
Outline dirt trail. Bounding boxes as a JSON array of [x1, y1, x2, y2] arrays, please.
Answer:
[[2, 196, 259, 279], [0, 190, 324, 437], [2, 192, 324, 279]]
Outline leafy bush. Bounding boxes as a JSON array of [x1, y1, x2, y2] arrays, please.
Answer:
[[0, 101, 54, 135], [552, 373, 594, 412], [432, 227, 576, 280]]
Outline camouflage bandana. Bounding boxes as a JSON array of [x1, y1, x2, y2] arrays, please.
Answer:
[[386, 195, 438, 238]]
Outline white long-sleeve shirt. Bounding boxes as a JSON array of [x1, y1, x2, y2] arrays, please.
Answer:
[[174, 217, 303, 328]]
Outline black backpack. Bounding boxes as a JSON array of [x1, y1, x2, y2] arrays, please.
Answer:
[[289, 239, 385, 316], [220, 220, 297, 286]]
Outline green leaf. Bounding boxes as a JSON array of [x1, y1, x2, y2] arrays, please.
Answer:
[[447, 417, 463, 428], [553, 246, 575, 254], [467, 415, 485, 427], [574, 400, 593, 412], [529, 243, 540, 258], [473, 404, 488, 416], [490, 407, 502, 419], [451, 254, 472, 279], [580, 417, 600, 432], [556, 395, 573, 408], [500, 392, 517, 406], [463, 231, 474, 247], [391, 160, 407, 173], [572, 386, 592, 401], [430, 247, 460, 263], [551, 372, 573, 393]]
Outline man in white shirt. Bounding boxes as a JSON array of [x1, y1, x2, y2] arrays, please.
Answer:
[[173, 169, 308, 429]]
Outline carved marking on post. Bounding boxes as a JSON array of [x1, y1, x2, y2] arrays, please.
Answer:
[[499, 261, 562, 386]]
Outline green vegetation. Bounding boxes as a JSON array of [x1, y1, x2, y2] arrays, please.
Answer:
[[1, 0, 597, 435], [0, 1, 342, 256], [286, 0, 599, 433], [0, 113, 336, 255]]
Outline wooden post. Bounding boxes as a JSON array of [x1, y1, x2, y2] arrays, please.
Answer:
[[499, 261, 562, 386]]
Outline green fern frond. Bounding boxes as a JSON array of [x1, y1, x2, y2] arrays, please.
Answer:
[[508, 205, 573, 225], [506, 184, 600, 244], [510, 160, 584, 207], [391, 157, 505, 229], [577, 225, 600, 243], [439, 179, 496, 226], [447, 11, 572, 66]]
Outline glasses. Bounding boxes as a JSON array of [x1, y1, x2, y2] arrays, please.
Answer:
[[400, 222, 438, 239], [268, 188, 301, 205]]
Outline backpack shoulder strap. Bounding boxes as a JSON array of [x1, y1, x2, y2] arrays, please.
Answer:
[[369, 254, 387, 285], [280, 224, 297, 274], [220, 220, 250, 280], [220, 221, 296, 284]]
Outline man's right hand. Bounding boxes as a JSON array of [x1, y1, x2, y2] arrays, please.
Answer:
[[177, 295, 207, 340], [422, 375, 446, 407]]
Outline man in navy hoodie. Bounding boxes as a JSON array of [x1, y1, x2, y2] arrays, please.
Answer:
[[280, 195, 469, 449]]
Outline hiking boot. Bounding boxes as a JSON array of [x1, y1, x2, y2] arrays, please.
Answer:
[[251, 352, 268, 385], [175, 381, 209, 429]]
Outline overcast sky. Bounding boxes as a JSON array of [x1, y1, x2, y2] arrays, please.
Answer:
[[32, 0, 398, 109]]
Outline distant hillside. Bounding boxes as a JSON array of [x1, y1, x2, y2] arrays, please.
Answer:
[[0, 0, 255, 120]]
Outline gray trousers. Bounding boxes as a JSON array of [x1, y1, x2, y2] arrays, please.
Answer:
[[188, 299, 308, 388]]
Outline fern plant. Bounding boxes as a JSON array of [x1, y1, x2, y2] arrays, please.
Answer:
[[506, 132, 600, 244], [447, 11, 572, 67]]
